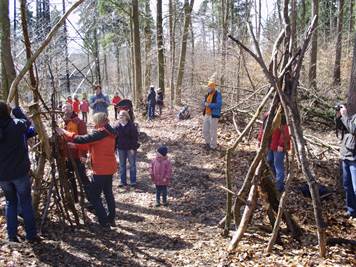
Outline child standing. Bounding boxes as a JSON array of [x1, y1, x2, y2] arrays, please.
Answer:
[[80, 96, 90, 123], [150, 146, 172, 207]]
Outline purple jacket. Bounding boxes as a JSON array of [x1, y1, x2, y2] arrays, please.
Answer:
[[150, 155, 172, 186]]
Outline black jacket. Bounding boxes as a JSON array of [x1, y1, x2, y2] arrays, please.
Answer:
[[147, 89, 156, 105], [114, 122, 139, 150], [340, 114, 356, 161], [0, 107, 31, 181]]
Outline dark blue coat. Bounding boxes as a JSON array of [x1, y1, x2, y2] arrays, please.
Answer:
[[114, 122, 139, 150], [147, 89, 156, 105], [0, 107, 31, 181]]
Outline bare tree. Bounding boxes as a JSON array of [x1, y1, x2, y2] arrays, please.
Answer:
[[333, 0, 344, 86], [132, 0, 142, 107], [348, 32, 356, 116], [157, 0, 165, 93], [308, 0, 319, 89], [169, 0, 176, 107], [175, 0, 194, 105], [144, 0, 152, 90], [0, 0, 17, 102]]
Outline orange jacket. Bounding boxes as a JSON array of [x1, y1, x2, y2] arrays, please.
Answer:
[[65, 124, 117, 175], [64, 113, 87, 159]]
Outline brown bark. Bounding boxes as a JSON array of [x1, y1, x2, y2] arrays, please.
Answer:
[[157, 0, 165, 94], [347, 32, 356, 116], [144, 0, 152, 91], [308, 0, 319, 89], [169, 0, 176, 108], [175, 0, 194, 105], [0, 0, 17, 102], [333, 0, 344, 86], [132, 0, 142, 107]]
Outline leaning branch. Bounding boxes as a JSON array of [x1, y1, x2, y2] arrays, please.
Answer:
[[7, 0, 85, 104]]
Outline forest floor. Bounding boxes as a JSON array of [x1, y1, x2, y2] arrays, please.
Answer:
[[0, 106, 355, 266]]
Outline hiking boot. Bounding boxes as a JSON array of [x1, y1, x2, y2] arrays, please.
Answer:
[[9, 236, 20, 243], [163, 202, 168, 207], [155, 203, 161, 207], [202, 143, 210, 150], [27, 235, 43, 244], [108, 219, 116, 227]]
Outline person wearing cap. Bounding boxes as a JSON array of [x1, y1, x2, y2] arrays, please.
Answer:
[[156, 88, 164, 116], [202, 81, 222, 150], [89, 85, 110, 115], [114, 110, 139, 188], [147, 85, 156, 121], [150, 146, 172, 207]]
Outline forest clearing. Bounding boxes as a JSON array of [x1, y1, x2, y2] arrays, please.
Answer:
[[0, 0, 356, 266]]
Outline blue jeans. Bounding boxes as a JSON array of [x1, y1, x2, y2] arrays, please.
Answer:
[[117, 150, 137, 186], [267, 150, 286, 192], [156, 185, 168, 204], [342, 160, 356, 217], [148, 104, 155, 120], [90, 175, 116, 225], [0, 176, 37, 240]]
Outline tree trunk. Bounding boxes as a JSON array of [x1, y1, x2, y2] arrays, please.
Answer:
[[308, 0, 319, 89], [347, 32, 356, 116], [169, 0, 176, 108], [333, 0, 344, 86], [93, 14, 101, 85], [132, 0, 142, 107], [290, 0, 297, 52], [157, 0, 165, 94], [349, 0, 354, 38], [220, 0, 229, 86], [144, 0, 152, 91], [62, 0, 70, 93], [175, 0, 194, 105], [0, 0, 17, 101], [115, 45, 121, 89]]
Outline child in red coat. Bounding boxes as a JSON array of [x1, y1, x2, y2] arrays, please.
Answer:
[[150, 146, 172, 207]]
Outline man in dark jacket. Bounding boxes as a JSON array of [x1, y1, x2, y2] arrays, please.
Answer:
[[339, 105, 356, 219], [147, 85, 156, 121], [0, 101, 38, 242]]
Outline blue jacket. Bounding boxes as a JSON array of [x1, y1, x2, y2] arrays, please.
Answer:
[[114, 122, 139, 150], [89, 93, 110, 114], [202, 90, 222, 118], [0, 107, 31, 181]]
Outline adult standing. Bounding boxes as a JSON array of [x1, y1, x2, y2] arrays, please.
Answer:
[[202, 81, 222, 150], [114, 110, 139, 188], [156, 88, 164, 116], [112, 92, 122, 120], [57, 112, 117, 228], [338, 105, 356, 219], [147, 85, 156, 121], [0, 102, 38, 242], [89, 85, 110, 115]]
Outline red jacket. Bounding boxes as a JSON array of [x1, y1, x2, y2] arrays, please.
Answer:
[[80, 100, 89, 113], [64, 113, 87, 159], [258, 113, 291, 151], [112, 96, 121, 106], [73, 99, 80, 113], [65, 124, 117, 175], [150, 155, 172, 186]]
